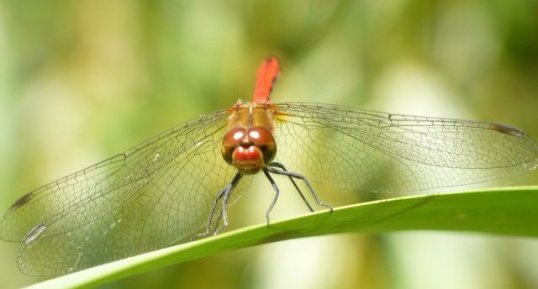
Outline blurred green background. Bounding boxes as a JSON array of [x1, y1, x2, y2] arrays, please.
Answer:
[[1, 0, 537, 288]]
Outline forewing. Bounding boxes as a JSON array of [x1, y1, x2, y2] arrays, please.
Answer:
[[1, 110, 240, 276], [273, 102, 538, 193]]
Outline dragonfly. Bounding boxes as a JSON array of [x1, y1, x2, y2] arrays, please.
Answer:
[[1, 57, 537, 277]]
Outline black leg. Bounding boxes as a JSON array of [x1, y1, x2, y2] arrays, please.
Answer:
[[267, 162, 314, 212], [262, 168, 280, 225], [203, 172, 243, 236], [266, 162, 333, 212]]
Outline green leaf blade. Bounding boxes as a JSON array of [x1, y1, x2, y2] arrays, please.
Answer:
[[24, 186, 538, 289]]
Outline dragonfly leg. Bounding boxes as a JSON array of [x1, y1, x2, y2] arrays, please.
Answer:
[[262, 168, 280, 225], [267, 162, 333, 212], [266, 162, 314, 212], [210, 204, 225, 235], [204, 172, 242, 236], [220, 177, 234, 229]]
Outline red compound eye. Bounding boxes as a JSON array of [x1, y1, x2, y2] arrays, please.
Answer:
[[247, 127, 276, 165], [221, 127, 247, 165]]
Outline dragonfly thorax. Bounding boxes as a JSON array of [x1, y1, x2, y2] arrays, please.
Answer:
[[221, 126, 276, 174]]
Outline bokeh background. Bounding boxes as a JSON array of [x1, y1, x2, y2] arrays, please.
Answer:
[[1, 0, 538, 288]]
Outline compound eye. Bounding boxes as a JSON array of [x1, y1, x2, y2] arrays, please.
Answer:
[[248, 127, 277, 164], [221, 127, 247, 164]]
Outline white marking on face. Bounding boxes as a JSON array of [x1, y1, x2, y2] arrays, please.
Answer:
[[249, 130, 260, 139], [233, 130, 244, 140]]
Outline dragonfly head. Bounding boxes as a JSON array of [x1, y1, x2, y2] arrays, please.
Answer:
[[221, 126, 276, 174]]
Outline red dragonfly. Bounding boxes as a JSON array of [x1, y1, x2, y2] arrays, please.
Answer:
[[1, 57, 537, 276]]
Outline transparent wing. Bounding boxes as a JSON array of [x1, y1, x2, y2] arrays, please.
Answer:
[[0, 110, 243, 276], [272, 102, 538, 193], [3, 101, 538, 276]]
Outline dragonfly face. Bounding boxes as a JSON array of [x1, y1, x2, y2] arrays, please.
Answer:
[[221, 103, 277, 174], [221, 126, 277, 174]]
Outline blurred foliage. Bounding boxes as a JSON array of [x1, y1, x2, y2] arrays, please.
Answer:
[[0, 0, 537, 289]]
